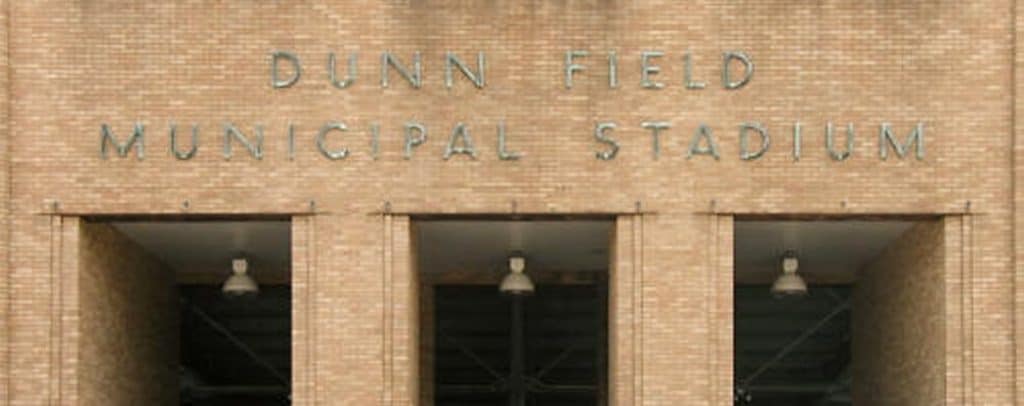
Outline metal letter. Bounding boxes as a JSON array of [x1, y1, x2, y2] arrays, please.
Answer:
[[684, 51, 706, 89], [687, 124, 720, 160], [565, 50, 588, 89], [723, 51, 754, 90], [641, 51, 665, 89], [792, 122, 802, 161], [497, 121, 522, 160], [169, 122, 198, 160], [270, 51, 301, 89], [641, 121, 670, 159], [594, 122, 619, 160], [825, 122, 854, 161], [328, 52, 357, 89], [381, 52, 422, 89], [370, 122, 380, 160], [404, 122, 427, 159], [316, 122, 350, 160], [444, 122, 477, 160], [739, 122, 770, 160], [287, 123, 295, 161], [445, 52, 485, 89], [608, 51, 619, 88], [879, 122, 924, 160], [223, 123, 264, 160], [100, 123, 144, 160]]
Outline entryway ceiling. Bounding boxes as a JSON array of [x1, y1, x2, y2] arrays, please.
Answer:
[[734, 220, 915, 284], [416, 220, 613, 274], [112, 220, 291, 284], [110, 218, 912, 285]]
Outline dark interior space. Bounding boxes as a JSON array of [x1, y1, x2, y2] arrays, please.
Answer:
[[434, 284, 606, 406], [179, 285, 292, 405], [734, 285, 851, 406]]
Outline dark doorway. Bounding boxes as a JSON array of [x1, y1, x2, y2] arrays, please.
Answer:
[[434, 284, 606, 405], [105, 219, 292, 405], [734, 285, 851, 405], [416, 219, 612, 405], [732, 219, 943, 406], [179, 285, 291, 405]]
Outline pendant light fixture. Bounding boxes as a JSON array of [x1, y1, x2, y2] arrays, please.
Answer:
[[222, 258, 259, 296], [499, 255, 534, 295], [770, 251, 807, 297]]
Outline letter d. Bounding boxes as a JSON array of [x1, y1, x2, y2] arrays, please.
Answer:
[[270, 51, 302, 88]]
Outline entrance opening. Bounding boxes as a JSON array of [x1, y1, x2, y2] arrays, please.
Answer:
[[80, 218, 291, 405], [733, 219, 944, 405], [416, 219, 612, 405]]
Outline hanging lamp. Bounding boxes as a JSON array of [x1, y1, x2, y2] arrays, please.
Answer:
[[499, 256, 534, 295], [222, 258, 259, 296], [770, 251, 807, 297]]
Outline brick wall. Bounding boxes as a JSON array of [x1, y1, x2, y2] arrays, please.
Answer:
[[77, 222, 177, 405], [1, 1, 1018, 404], [852, 221, 945, 405], [0, 0, 10, 401], [1013, 0, 1024, 400]]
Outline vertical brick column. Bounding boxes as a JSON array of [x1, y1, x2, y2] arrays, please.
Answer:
[[57, 217, 79, 404], [610, 215, 640, 406], [944, 216, 968, 404], [9, 212, 62, 405], [291, 216, 315, 405], [309, 213, 376, 403], [710, 215, 734, 406], [1014, 0, 1024, 400], [642, 212, 726, 404], [0, 0, 10, 401], [613, 213, 728, 405], [386, 215, 417, 405]]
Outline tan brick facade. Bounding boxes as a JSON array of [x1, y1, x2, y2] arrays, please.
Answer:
[[0, 1, 1022, 404]]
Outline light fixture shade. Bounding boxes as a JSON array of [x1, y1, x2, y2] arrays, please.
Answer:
[[770, 272, 807, 297], [499, 272, 535, 295], [222, 258, 259, 296], [499, 255, 534, 295]]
